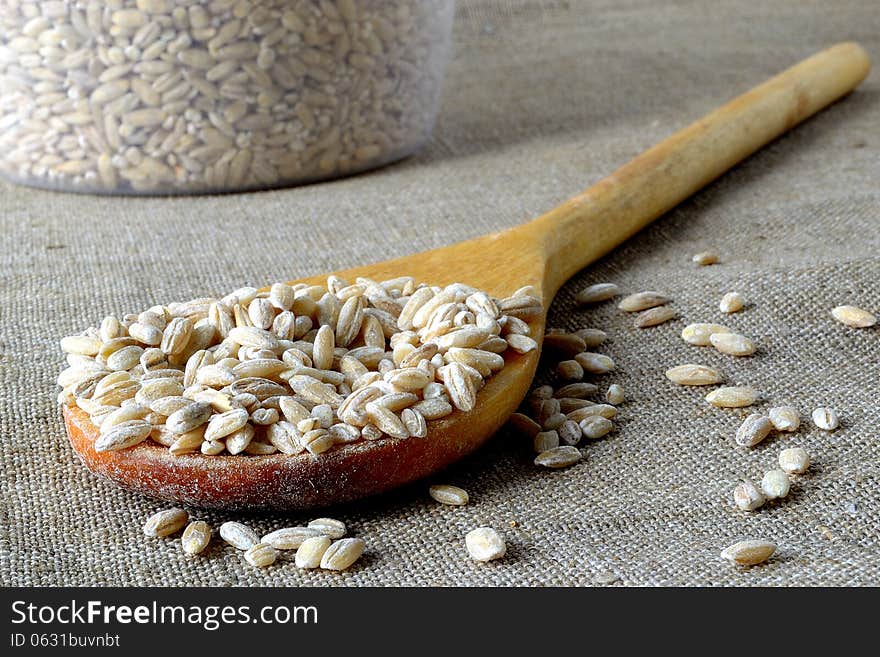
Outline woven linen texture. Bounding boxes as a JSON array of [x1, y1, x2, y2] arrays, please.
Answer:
[[1, 0, 878, 586]]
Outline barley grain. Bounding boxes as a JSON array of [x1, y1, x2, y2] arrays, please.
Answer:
[[618, 291, 670, 312], [721, 540, 776, 566], [401, 408, 427, 438], [307, 518, 346, 539], [536, 398, 562, 425], [223, 424, 254, 455], [578, 416, 613, 440], [542, 412, 567, 431], [811, 407, 839, 431], [709, 332, 756, 357], [251, 408, 280, 426], [300, 428, 334, 455], [768, 406, 800, 432], [574, 352, 615, 374], [831, 305, 877, 328], [681, 323, 732, 346], [262, 527, 323, 550], [442, 362, 477, 412], [320, 538, 365, 571], [169, 427, 206, 455], [530, 385, 555, 400], [553, 383, 599, 399], [556, 359, 584, 381], [99, 405, 150, 433], [219, 521, 259, 550], [573, 328, 607, 347], [733, 480, 765, 511], [706, 386, 758, 408], [576, 283, 620, 304], [734, 414, 773, 447], [295, 536, 332, 569], [779, 447, 810, 474], [692, 251, 719, 266], [95, 419, 152, 451], [719, 292, 745, 314], [429, 484, 469, 506], [534, 430, 560, 453], [605, 384, 625, 405], [506, 334, 538, 354], [144, 508, 188, 538], [106, 345, 144, 371], [542, 333, 586, 358], [465, 528, 506, 562], [567, 404, 617, 422], [634, 306, 677, 328], [245, 543, 278, 568], [181, 521, 212, 555], [557, 420, 583, 446], [202, 406, 248, 440], [128, 322, 163, 346], [534, 445, 581, 468], [761, 469, 791, 499], [166, 401, 212, 434]]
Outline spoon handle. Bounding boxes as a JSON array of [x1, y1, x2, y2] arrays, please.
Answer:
[[519, 42, 871, 298]]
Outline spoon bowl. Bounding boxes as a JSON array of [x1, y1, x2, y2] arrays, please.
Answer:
[[64, 43, 870, 509]]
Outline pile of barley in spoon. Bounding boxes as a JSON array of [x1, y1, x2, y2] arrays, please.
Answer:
[[57, 276, 541, 457]]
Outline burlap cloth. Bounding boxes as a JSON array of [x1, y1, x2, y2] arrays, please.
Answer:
[[2, 1, 878, 587]]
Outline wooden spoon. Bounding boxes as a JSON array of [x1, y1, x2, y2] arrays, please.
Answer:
[[65, 43, 870, 510]]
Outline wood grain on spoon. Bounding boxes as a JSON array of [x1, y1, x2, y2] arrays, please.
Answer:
[[65, 43, 871, 509]]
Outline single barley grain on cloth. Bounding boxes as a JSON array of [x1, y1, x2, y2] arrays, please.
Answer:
[[465, 528, 507, 562], [768, 406, 800, 432], [761, 469, 791, 500], [665, 364, 723, 386], [733, 480, 765, 511], [429, 484, 470, 506], [143, 508, 188, 538], [831, 305, 877, 328], [692, 251, 719, 266], [706, 386, 758, 408], [779, 448, 810, 475], [181, 521, 212, 555], [261, 527, 323, 550], [734, 414, 773, 448], [721, 540, 776, 566]]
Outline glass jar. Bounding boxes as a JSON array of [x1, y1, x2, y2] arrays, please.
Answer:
[[0, 0, 454, 194]]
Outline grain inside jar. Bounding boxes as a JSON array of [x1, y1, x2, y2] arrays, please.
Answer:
[[0, 0, 454, 194]]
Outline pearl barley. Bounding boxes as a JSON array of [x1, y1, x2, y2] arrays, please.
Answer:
[[143, 508, 188, 538], [721, 539, 776, 566], [575, 283, 620, 304], [605, 384, 625, 405], [681, 323, 731, 346], [761, 469, 791, 500], [812, 407, 839, 431], [779, 448, 810, 474], [465, 527, 507, 562], [181, 521, 211, 555], [831, 305, 877, 328], [706, 386, 758, 408], [768, 406, 800, 432], [429, 484, 470, 506], [733, 480, 765, 511], [709, 332, 756, 357], [734, 414, 773, 447], [719, 292, 745, 314], [692, 251, 719, 266]]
